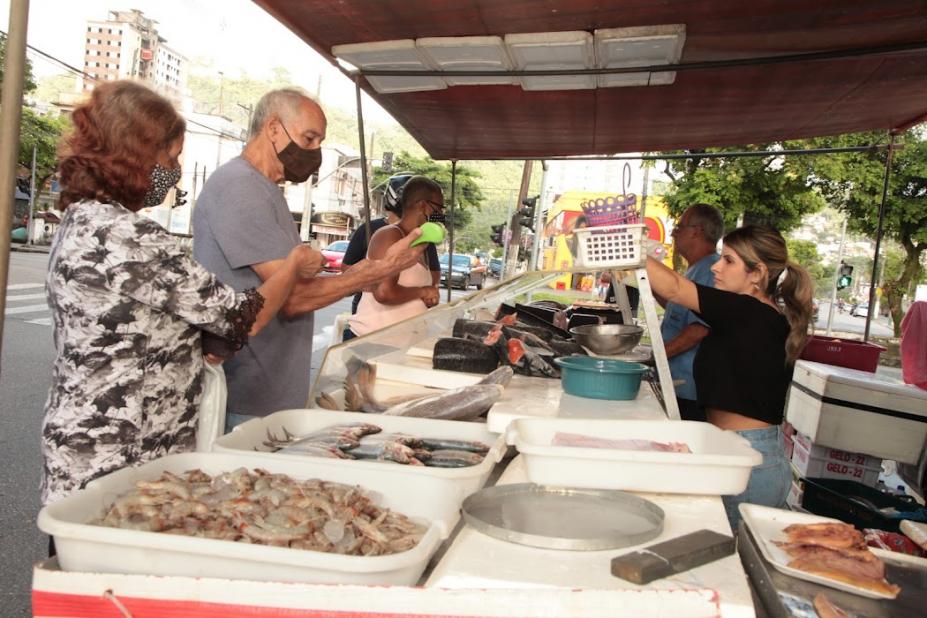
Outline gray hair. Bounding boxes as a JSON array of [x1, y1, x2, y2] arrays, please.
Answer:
[[686, 203, 725, 245], [248, 88, 316, 138], [400, 176, 443, 210]]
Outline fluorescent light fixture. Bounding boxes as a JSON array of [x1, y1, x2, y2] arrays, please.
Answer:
[[594, 25, 686, 88], [417, 36, 514, 86], [505, 31, 595, 90], [332, 39, 446, 93]]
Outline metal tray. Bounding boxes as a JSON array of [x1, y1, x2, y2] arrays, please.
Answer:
[[461, 482, 664, 551]]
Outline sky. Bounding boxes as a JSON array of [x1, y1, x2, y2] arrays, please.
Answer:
[[0, 0, 395, 122]]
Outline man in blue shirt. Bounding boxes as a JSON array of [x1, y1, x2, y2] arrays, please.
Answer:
[[659, 204, 724, 421]]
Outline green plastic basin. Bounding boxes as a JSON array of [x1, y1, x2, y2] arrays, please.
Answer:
[[553, 356, 648, 401]]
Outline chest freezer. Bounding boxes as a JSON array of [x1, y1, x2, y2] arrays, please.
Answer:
[[786, 360, 927, 464]]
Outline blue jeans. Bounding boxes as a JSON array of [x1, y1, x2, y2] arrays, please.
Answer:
[[722, 425, 790, 532], [224, 412, 259, 434]]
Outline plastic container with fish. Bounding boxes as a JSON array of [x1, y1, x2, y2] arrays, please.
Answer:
[[38, 452, 463, 585], [506, 418, 762, 495], [214, 409, 507, 498]]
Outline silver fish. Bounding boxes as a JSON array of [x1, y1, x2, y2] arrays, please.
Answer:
[[424, 449, 485, 468], [477, 365, 514, 387], [381, 384, 504, 421]]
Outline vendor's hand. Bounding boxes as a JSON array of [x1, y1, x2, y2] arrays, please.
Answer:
[[420, 285, 440, 308], [289, 244, 326, 279], [381, 228, 426, 273]]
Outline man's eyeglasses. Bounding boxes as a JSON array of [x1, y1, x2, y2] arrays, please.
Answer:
[[673, 223, 701, 232], [424, 199, 445, 211]]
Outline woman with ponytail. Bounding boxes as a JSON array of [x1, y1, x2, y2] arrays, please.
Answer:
[[646, 225, 813, 529]]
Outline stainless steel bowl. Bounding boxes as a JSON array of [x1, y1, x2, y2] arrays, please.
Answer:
[[570, 324, 644, 355]]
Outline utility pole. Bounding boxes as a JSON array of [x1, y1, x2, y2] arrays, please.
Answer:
[[530, 161, 548, 271], [27, 144, 36, 244], [217, 71, 225, 117], [499, 190, 515, 271], [505, 161, 533, 278], [825, 217, 848, 336]]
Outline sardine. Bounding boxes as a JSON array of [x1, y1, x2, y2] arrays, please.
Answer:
[[348, 440, 425, 465], [381, 384, 504, 420], [424, 449, 485, 468], [418, 437, 490, 454]]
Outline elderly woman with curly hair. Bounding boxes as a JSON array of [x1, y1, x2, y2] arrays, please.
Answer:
[[41, 80, 321, 507]]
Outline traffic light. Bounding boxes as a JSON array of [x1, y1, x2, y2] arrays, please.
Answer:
[[519, 195, 538, 231], [836, 261, 854, 290], [490, 223, 505, 246], [173, 189, 188, 208]]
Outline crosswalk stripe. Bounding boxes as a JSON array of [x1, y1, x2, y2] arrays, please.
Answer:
[[25, 317, 52, 326], [6, 283, 44, 291], [4, 303, 50, 315], [7, 293, 46, 301]]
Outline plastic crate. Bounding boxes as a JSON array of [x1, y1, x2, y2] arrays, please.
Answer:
[[572, 224, 648, 270], [801, 477, 927, 533], [799, 335, 885, 373]]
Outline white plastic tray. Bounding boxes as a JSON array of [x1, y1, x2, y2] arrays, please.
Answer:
[[507, 418, 762, 495], [213, 409, 507, 498], [738, 503, 900, 599], [38, 452, 464, 585]]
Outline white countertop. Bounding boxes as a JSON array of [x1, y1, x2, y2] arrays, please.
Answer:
[[427, 456, 755, 618]]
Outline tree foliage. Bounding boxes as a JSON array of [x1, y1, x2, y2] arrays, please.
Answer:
[[807, 130, 927, 335], [0, 32, 37, 95], [371, 151, 484, 234], [786, 239, 829, 295], [662, 144, 827, 232], [20, 108, 70, 189]]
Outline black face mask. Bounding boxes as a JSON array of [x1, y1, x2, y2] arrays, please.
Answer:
[[428, 212, 446, 224], [274, 124, 322, 183]]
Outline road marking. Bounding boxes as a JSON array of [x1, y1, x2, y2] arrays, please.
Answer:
[[4, 303, 50, 315], [25, 317, 53, 326], [6, 283, 44, 291], [6, 293, 46, 301]]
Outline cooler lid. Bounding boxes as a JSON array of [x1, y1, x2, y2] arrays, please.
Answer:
[[793, 360, 927, 417]]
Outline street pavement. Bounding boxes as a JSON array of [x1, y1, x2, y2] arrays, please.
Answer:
[[0, 250, 469, 616]]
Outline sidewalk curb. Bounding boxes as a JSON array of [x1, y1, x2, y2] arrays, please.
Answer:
[[9, 244, 51, 254]]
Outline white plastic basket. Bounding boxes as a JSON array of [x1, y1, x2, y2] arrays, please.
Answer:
[[572, 224, 648, 270]]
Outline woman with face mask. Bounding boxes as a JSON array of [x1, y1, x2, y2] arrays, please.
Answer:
[[41, 81, 320, 514], [646, 225, 814, 530], [347, 176, 444, 338]]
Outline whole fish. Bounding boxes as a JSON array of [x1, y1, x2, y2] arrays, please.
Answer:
[[452, 319, 553, 343], [381, 384, 504, 420], [419, 437, 490, 454], [477, 365, 514, 387], [424, 449, 485, 468], [508, 339, 560, 378]]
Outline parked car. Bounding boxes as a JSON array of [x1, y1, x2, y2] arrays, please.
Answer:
[[489, 258, 503, 278], [439, 254, 486, 290], [321, 240, 349, 272], [851, 302, 869, 318]]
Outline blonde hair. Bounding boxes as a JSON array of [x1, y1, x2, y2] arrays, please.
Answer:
[[723, 225, 813, 364]]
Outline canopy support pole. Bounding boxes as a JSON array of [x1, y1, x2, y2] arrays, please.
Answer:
[[863, 133, 896, 342], [0, 0, 31, 368], [446, 160, 457, 303], [354, 76, 372, 244]]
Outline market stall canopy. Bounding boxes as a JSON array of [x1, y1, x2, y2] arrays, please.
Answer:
[[255, 0, 927, 159]]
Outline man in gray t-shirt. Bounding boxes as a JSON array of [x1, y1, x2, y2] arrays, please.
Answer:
[[193, 88, 426, 426]]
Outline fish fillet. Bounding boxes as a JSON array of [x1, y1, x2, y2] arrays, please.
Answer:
[[382, 384, 504, 420]]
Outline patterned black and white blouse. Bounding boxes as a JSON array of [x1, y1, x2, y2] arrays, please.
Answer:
[[41, 200, 261, 504]]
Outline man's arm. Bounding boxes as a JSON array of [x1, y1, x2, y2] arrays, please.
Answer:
[[663, 323, 709, 358], [252, 230, 426, 316]]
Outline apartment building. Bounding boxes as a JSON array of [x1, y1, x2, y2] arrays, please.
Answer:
[[82, 9, 187, 102]]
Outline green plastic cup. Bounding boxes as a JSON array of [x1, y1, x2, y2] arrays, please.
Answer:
[[410, 222, 446, 247]]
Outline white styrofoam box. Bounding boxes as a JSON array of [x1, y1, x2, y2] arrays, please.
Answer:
[[214, 409, 506, 498], [786, 360, 927, 464], [37, 452, 464, 585], [786, 480, 804, 511], [594, 24, 686, 88], [504, 31, 595, 90], [506, 418, 762, 495], [790, 433, 881, 487], [331, 40, 446, 94], [416, 36, 514, 86]]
